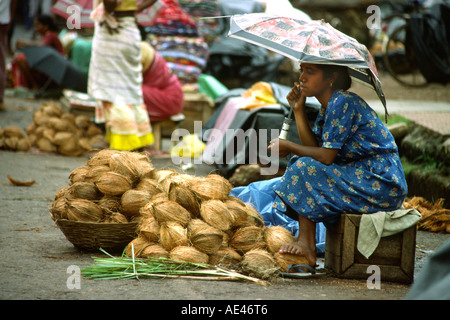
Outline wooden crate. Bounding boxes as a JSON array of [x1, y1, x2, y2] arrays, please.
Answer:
[[325, 214, 416, 284], [179, 92, 214, 133]]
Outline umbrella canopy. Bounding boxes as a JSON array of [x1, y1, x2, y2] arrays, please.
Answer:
[[20, 46, 87, 92], [227, 13, 387, 113], [51, 0, 166, 28]]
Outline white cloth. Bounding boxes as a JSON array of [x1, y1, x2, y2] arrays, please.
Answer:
[[357, 208, 422, 259], [0, 0, 12, 24]]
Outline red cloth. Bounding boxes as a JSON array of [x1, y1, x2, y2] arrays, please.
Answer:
[[142, 51, 184, 122], [41, 31, 65, 55]]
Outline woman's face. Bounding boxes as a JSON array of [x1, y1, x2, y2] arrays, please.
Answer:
[[298, 63, 332, 97], [34, 20, 47, 35]]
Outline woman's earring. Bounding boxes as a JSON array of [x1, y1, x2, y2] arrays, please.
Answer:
[[330, 82, 333, 88]]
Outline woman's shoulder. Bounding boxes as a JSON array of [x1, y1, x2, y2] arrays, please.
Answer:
[[329, 90, 372, 110]]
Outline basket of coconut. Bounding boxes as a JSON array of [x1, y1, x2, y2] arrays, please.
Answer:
[[49, 149, 158, 252]]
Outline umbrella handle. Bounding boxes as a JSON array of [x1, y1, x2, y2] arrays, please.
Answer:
[[279, 117, 293, 139]]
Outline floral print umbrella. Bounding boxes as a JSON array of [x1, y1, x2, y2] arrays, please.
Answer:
[[228, 13, 387, 114]]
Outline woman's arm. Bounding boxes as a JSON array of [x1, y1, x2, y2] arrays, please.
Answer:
[[137, 0, 158, 12], [286, 82, 319, 148]]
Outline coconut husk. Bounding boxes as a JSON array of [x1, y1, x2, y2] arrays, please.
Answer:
[[3, 126, 25, 139], [125, 236, 151, 257], [139, 215, 160, 242], [243, 203, 264, 227], [229, 226, 266, 253], [109, 151, 140, 182], [160, 173, 198, 192], [189, 220, 224, 254], [154, 169, 178, 184], [273, 252, 311, 272], [200, 200, 234, 231], [136, 178, 163, 196], [225, 197, 249, 228], [103, 212, 128, 223], [169, 246, 209, 264], [69, 166, 89, 184], [47, 117, 68, 132], [55, 186, 69, 199], [58, 135, 83, 157], [41, 102, 63, 118], [127, 152, 155, 179], [50, 196, 68, 220], [159, 221, 188, 251], [95, 171, 132, 196], [149, 199, 191, 227], [120, 189, 152, 217], [36, 137, 56, 153], [33, 110, 50, 127], [264, 226, 294, 254], [78, 138, 92, 152], [61, 113, 76, 124], [25, 123, 35, 135], [209, 247, 242, 266], [75, 115, 91, 131], [16, 137, 31, 152], [85, 123, 103, 137], [241, 248, 279, 279], [140, 244, 169, 259], [66, 181, 102, 201], [168, 182, 200, 218], [4, 136, 18, 150], [98, 195, 122, 213], [85, 165, 110, 182], [191, 175, 232, 201], [27, 133, 37, 146], [66, 199, 103, 222], [42, 127, 55, 143], [87, 149, 119, 167]]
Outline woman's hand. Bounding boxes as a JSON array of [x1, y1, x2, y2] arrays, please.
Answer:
[[286, 82, 306, 112], [268, 138, 292, 158]]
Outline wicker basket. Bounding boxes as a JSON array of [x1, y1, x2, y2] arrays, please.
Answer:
[[55, 219, 138, 252]]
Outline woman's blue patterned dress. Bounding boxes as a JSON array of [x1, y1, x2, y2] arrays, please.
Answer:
[[272, 90, 408, 224]]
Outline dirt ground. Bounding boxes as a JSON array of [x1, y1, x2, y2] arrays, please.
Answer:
[[1, 73, 449, 305]]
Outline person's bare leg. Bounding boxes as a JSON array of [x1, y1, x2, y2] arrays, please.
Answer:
[[279, 214, 316, 267]]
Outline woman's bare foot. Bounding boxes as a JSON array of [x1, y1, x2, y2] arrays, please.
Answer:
[[279, 237, 316, 267]]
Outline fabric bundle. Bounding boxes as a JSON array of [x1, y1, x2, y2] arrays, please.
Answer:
[[179, 0, 221, 44]]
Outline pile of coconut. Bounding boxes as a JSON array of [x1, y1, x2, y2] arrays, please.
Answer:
[[25, 102, 103, 156], [50, 149, 307, 279], [0, 125, 31, 152]]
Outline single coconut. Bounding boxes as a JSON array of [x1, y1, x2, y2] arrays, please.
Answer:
[[69, 166, 89, 184], [139, 215, 160, 243], [125, 236, 151, 257], [50, 196, 68, 220], [140, 244, 169, 259], [87, 149, 119, 167], [85, 165, 110, 182], [85, 123, 103, 137], [36, 137, 56, 152], [120, 189, 152, 217], [103, 212, 128, 223], [264, 226, 294, 254], [154, 169, 177, 184], [4, 136, 18, 150], [95, 171, 132, 196], [41, 103, 62, 118], [225, 197, 249, 228], [209, 247, 242, 266], [75, 115, 91, 131], [229, 226, 266, 253], [98, 195, 121, 213], [66, 181, 102, 200], [168, 182, 200, 218], [199, 200, 234, 231], [160, 173, 198, 192], [191, 175, 232, 201], [47, 117, 68, 132], [58, 135, 83, 157], [241, 249, 279, 279], [3, 126, 25, 139], [273, 252, 311, 272], [109, 151, 140, 182], [136, 178, 163, 196], [66, 199, 103, 222], [243, 203, 264, 227], [16, 137, 31, 152], [150, 199, 191, 227], [169, 246, 209, 264], [159, 221, 188, 251], [189, 221, 224, 254]]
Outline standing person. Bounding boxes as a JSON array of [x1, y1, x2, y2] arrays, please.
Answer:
[[0, 0, 17, 111], [88, 0, 157, 151], [235, 63, 408, 269]]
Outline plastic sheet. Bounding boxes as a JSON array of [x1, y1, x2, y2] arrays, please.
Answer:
[[230, 177, 326, 254]]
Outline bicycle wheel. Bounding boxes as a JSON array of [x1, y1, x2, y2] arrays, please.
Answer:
[[383, 23, 428, 87]]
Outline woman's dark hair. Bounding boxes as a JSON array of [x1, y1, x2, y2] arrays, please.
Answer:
[[36, 15, 58, 32], [316, 64, 352, 91]]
